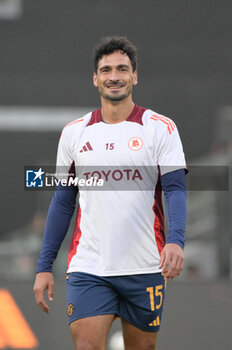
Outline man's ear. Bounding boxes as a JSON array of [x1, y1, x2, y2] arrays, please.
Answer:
[[133, 71, 138, 86], [93, 72, 98, 87]]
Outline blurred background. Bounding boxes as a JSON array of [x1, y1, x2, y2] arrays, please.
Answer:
[[0, 0, 231, 349]]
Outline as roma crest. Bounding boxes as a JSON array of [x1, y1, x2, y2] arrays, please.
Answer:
[[128, 137, 143, 151], [67, 303, 74, 316]]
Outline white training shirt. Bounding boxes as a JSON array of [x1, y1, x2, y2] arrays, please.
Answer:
[[56, 104, 186, 276]]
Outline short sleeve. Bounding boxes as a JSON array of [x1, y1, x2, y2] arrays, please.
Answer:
[[55, 127, 75, 181], [156, 121, 187, 176]]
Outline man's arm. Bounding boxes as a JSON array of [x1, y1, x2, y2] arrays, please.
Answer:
[[159, 169, 187, 280], [33, 184, 78, 313]]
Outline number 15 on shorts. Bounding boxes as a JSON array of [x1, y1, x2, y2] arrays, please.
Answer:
[[146, 284, 165, 327], [146, 285, 164, 311]]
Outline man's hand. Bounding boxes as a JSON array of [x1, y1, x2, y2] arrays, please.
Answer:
[[33, 272, 54, 313], [159, 243, 184, 280]]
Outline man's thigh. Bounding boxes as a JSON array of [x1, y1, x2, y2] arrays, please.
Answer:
[[115, 273, 166, 332], [122, 318, 158, 350], [70, 314, 115, 350], [66, 272, 119, 324]]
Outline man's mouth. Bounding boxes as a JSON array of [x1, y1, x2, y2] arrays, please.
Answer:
[[105, 83, 125, 90]]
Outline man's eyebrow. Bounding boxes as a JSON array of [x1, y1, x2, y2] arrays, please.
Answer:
[[118, 64, 129, 69], [98, 64, 129, 71], [99, 65, 111, 71]]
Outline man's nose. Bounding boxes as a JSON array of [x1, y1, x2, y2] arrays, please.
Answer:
[[109, 69, 119, 81]]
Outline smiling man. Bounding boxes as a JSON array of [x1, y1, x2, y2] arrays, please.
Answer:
[[94, 51, 137, 103], [33, 37, 187, 350]]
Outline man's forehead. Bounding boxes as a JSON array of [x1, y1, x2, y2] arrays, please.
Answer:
[[98, 51, 131, 69]]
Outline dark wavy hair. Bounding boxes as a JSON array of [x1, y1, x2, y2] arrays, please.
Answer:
[[94, 36, 137, 72]]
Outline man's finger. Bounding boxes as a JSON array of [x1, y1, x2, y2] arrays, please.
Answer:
[[176, 256, 184, 275], [48, 281, 54, 301], [38, 300, 50, 313], [166, 255, 179, 278], [159, 250, 166, 269], [34, 288, 50, 313], [33, 287, 44, 305], [161, 254, 171, 275]]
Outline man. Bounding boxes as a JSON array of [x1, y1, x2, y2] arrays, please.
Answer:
[[33, 36, 187, 350]]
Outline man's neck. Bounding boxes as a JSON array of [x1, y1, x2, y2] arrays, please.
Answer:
[[100, 97, 135, 124]]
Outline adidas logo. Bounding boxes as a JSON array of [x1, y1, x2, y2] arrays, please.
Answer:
[[79, 141, 93, 153]]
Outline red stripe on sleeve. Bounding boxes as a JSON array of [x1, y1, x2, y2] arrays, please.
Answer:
[[153, 178, 165, 255], [67, 206, 82, 267]]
